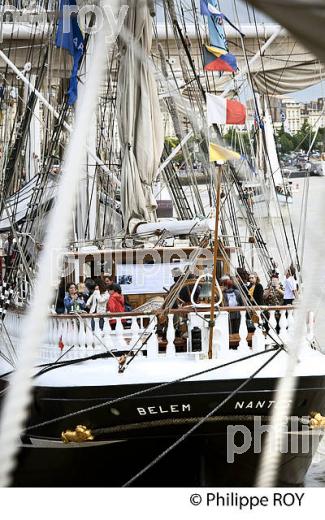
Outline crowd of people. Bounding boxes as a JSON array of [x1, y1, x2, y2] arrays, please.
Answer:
[[54, 265, 298, 337], [221, 266, 298, 306], [55, 275, 131, 330], [219, 266, 298, 333]]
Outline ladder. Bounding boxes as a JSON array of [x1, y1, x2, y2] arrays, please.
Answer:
[[9, 100, 70, 284], [0, 50, 48, 209], [162, 157, 194, 221]]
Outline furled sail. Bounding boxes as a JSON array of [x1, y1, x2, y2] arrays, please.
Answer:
[[117, 0, 164, 234]]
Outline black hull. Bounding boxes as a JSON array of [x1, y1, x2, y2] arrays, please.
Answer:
[[12, 432, 317, 487], [1, 375, 325, 486]]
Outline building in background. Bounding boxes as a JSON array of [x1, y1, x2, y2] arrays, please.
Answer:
[[280, 97, 325, 134], [280, 98, 303, 134], [301, 98, 325, 130]]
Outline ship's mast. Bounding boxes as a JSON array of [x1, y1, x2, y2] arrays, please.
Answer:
[[76, 33, 98, 245], [24, 74, 41, 181], [208, 164, 222, 359]]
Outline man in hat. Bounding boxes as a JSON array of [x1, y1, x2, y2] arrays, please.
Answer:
[[169, 266, 200, 309]]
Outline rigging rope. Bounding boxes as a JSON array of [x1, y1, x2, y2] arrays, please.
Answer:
[[22, 346, 279, 433], [123, 346, 283, 487]]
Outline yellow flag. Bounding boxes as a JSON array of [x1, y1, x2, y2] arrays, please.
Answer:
[[209, 143, 241, 163], [205, 44, 228, 58]]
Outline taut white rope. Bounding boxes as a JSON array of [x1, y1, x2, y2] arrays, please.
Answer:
[[256, 200, 325, 487], [0, 0, 119, 487]]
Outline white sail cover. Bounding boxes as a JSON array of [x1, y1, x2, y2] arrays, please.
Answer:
[[253, 60, 325, 95], [203, 29, 325, 97], [247, 0, 325, 67], [117, 0, 164, 233]]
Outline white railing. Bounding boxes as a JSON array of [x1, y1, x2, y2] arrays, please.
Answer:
[[2, 306, 316, 364]]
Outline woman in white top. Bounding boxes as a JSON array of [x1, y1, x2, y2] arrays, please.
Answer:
[[86, 280, 109, 330], [283, 268, 297, 305]]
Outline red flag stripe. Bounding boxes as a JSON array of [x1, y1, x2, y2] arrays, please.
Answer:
[[226, 99, 246, 124]]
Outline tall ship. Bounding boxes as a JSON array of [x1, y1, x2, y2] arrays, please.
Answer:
[[0, 0, 325, 487]]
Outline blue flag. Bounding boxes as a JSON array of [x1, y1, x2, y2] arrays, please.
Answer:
[[208, 11, 228, 52], [200, 0, 223, 17], [55, 0, 84, 105], [201, 1, 243, 45], [254, 113, 264, 130]]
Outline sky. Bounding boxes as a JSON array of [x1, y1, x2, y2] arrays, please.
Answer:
[[156, 0, 324, 102], [294, 83, 324, 102], [156, 0, 272, 24]]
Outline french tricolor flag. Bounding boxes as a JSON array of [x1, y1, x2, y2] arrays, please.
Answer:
[[206, 93, 246, 125]]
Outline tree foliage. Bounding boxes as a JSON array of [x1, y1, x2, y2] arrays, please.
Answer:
[[223, 129, 253, 153], [275, 121, 324, 154]]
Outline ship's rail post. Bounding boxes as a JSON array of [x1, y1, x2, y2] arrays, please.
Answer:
[[166, 314, 176, 357], [239, 310, 249, 351], [0, 304, 313, 364], [146, 316, 159, 359], [265, 309, 278, 346], [307, 311, 316, 345], [186, 310, 229, 359], [251, 310, 266, 352]]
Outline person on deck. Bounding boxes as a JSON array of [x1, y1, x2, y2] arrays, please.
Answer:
[[223, 278, 243, 334], [263, 273, 284, 334], [104, 275, 121, 294], [55, 279, 66, 314], [263, 273, 284, 306], [86, 280, 108, 313], [64, 283, 86, 313], [169, 268, 201, 309], [283, 268, 297, 305], [235, 267, 249, 301], [219, 274, 230, 287], [86, 279, 109, 330], [106, 283, 126, 329], [85, 278, 96, 296], [77, 282, 89, 303], [247, 272, 264, 306]]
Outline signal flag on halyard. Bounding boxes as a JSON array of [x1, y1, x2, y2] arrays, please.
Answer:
[[203, 46, 238, 73], [206, 93, 246, 125], [200, 0, 223, 16], [55, 0, 84, 105], [205, 44, 227, 58], [58, 335, 64, 351], [209, 142, 241, 163], [201, 0, 228, 52]]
